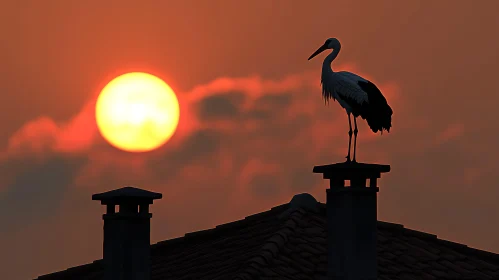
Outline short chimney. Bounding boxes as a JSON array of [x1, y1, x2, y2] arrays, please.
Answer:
[[314, 162, 390, 280], [92, 186, 162, 280]]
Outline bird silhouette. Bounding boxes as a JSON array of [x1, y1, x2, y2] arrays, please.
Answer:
[[308, 38, 393, 163]]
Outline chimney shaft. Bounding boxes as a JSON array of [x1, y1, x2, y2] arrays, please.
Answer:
[[314, 162, 390, 280], [93, 186, 162, 280]]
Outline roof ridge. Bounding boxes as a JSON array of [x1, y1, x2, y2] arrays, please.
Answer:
[[232, 208, 306, 280]]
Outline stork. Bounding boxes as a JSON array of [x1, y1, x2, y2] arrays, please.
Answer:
[[308, 38, 392, 163]]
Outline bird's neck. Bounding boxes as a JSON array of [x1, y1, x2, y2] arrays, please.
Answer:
[[323, 47, 341, 72]]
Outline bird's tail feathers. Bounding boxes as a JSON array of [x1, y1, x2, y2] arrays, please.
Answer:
[[363, 104, 392, 134]]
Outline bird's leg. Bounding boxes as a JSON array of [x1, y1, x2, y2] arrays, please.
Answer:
[[353, 117, 358, 163], [346, 113, 353, 162]]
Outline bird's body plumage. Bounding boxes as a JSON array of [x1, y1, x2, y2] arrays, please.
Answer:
[[321, 69, 392, 133], [308, 37, 393, 162]]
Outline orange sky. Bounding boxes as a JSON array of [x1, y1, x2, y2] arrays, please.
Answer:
[[1, 1, 499, 279]]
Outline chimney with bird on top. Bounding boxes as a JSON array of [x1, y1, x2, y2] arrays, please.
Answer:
[[314, 162, 390, 280]]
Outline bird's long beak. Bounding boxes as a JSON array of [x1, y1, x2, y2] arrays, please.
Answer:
[[308, 44, 328, 60]]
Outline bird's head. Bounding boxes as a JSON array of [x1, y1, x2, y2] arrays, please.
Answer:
[[308, 38, 341, 60]]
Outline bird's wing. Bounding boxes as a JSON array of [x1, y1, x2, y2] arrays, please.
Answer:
[[334, 71, 369, 104]]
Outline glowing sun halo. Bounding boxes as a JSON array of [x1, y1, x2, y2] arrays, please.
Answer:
[[95, 72, 180, 152]]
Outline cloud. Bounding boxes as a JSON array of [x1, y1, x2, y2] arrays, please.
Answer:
[[4, 100, 99, 159], [54, 101, 100, 154], [196, 91, 246, 120], [6, 116, 59, 157], [0, 155, 86, 231]]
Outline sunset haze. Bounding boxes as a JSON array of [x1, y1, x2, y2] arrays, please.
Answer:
[[1, 1, 499, 279]]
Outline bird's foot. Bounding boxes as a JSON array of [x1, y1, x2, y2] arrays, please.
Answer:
[[345, 156, 351, 163]]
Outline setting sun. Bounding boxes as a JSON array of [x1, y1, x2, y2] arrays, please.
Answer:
[[95, 72, 180, 152]]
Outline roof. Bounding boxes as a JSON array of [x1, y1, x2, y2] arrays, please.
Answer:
[[36, 193, 499, 280]]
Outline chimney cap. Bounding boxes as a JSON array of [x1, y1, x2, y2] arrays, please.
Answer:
[[313, 162, 390, 179], [92, 186, 162, 205]]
